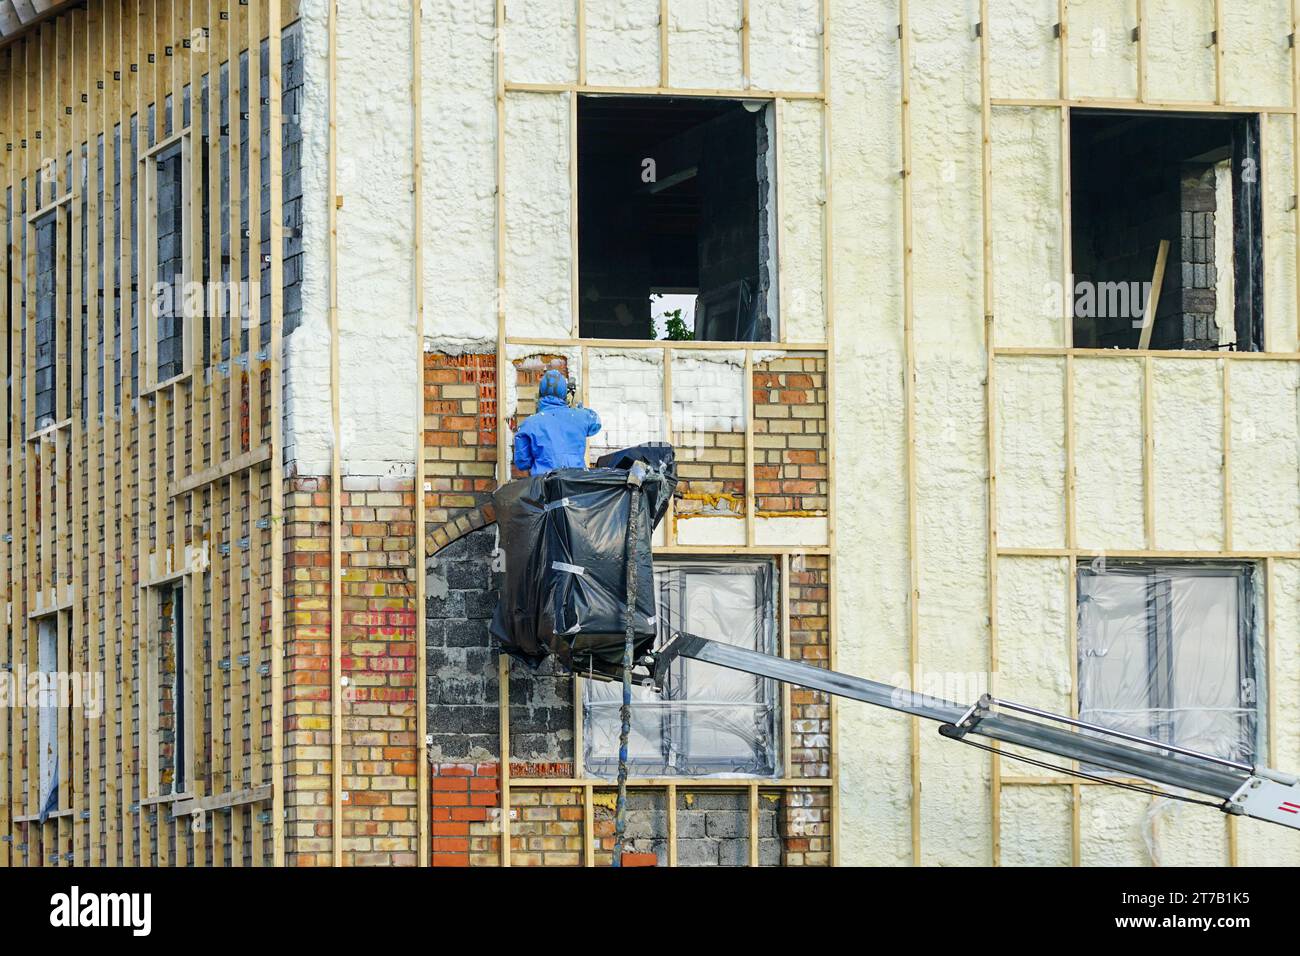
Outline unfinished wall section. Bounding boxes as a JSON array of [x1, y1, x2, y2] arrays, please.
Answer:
[[821, 0, 1300, 867], [828, 0, 913, 868]]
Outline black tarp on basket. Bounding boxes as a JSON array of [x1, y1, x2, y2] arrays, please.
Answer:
[[490, 443, 677, 674]]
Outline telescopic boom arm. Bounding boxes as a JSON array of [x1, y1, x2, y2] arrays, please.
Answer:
[[649, 632, 1300, 831]]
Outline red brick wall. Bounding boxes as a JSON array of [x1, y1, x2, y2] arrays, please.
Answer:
[[424, 352, 497, 526], [431, 762, 501, 867], [753, 357, 828, 514], [787, 552, 832, 866]]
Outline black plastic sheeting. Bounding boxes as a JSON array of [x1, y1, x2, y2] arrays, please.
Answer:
[[490, 443, 677, 674]]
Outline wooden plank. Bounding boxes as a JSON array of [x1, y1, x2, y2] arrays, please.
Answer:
[[102, 0, 121, 868], [327, 0, 342, 868], [1136, 0, 1147, 103], [994, 345, 1300, 360], [182, 0, 206, 870], [0, 44, 12, 872], [665, 782, 675, 867], [1135, 238, 1170, 350], [575, 0, 585, 86], [568, 89, 577, 339], [1213, 0, 1225, 105], [658, 0, 667, 88], [172, 783, 271, 816], [1142, 355, 1155, 548], [979, 0, 1000, 867], [411, 0, 427, 867], [66, 5, 87, 868], [207, 0, 230, 869], [743, 349, 754, 546], [741, 0, 749, 87], [83, 0, 103, 869], [24, 28, 39, 863], [503, 81, 824, 101], [1068, 553, 1080, 866], [506, 335, 828, 352], [583, 782, 594, 866], [748, 782, 758, 866], [267, 0, 287, 868], [499, 652, 511, 866], [1222, 359, 1232, 550], [899, 0, 921, 867]]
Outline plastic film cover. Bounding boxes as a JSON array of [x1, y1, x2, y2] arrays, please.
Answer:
[[1077, 561, 1263, 765], [490, 443, 677, 672], [585, 560, 780, 778]]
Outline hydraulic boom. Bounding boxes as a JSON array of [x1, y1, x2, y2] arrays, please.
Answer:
[[649, 632, 1300, 831]]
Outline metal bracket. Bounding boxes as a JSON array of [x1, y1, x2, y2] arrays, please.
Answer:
[[973, 21, 982, 39], [1131, 25, 1141, 42], [939, 693, 992, 740]]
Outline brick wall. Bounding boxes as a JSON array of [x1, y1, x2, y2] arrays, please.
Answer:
[[752, 356, 828, 514], [281, 472, 420, 866], [339, 475, 418, 866], [419, 350, 833, 867], [424, 351, 497, 531], [787, 552, 832, 866], [282, 475, 334, 866]]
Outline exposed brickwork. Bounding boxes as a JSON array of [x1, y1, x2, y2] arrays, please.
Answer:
[[418, 350, 835, 868], [339, 475, 418, 866], [785, 551, 833, 867], [673, 429, 746, 517], [752, 356, 828, 514], [280, 473, 420, 866], [789, 554, 831, 778], [430, 762, 501, 867], [282, 475, 335, 867], [510, 787, 584, 866], [424, 351, 498, 532], [782, 788, 832, 866]]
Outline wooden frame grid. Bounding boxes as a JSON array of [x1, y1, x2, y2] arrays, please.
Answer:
[[982, 1, 1299, 868], [469, 0, 834, 867], [0, 0, 294, 868]]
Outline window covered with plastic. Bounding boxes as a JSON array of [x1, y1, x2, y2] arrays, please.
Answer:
[[1077, 562, 1263, 765], [584, 560, 780, 778]]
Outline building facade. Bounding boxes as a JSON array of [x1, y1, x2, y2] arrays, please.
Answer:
[[0, 0, 1297, 867]]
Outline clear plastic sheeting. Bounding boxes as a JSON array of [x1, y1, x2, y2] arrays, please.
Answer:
[[585, 560, 780, 778], [1077, 562, 1263, 766]]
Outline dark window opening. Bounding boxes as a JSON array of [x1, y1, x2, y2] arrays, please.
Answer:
[[578, 96, 776, 342], [33, 210, 59, 428], [155, 140, 186, 383], [1071, 111, 1263, 351], [158, 581, 187, 795]]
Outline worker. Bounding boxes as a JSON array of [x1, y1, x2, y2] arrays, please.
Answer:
[[513, 369, 601, 475]]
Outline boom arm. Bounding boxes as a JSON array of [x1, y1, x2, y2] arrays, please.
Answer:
[[650, 632, 1300, 831]]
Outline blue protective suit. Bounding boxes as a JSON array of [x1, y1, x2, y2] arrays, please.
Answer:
[[513, 395, 602, 475]]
